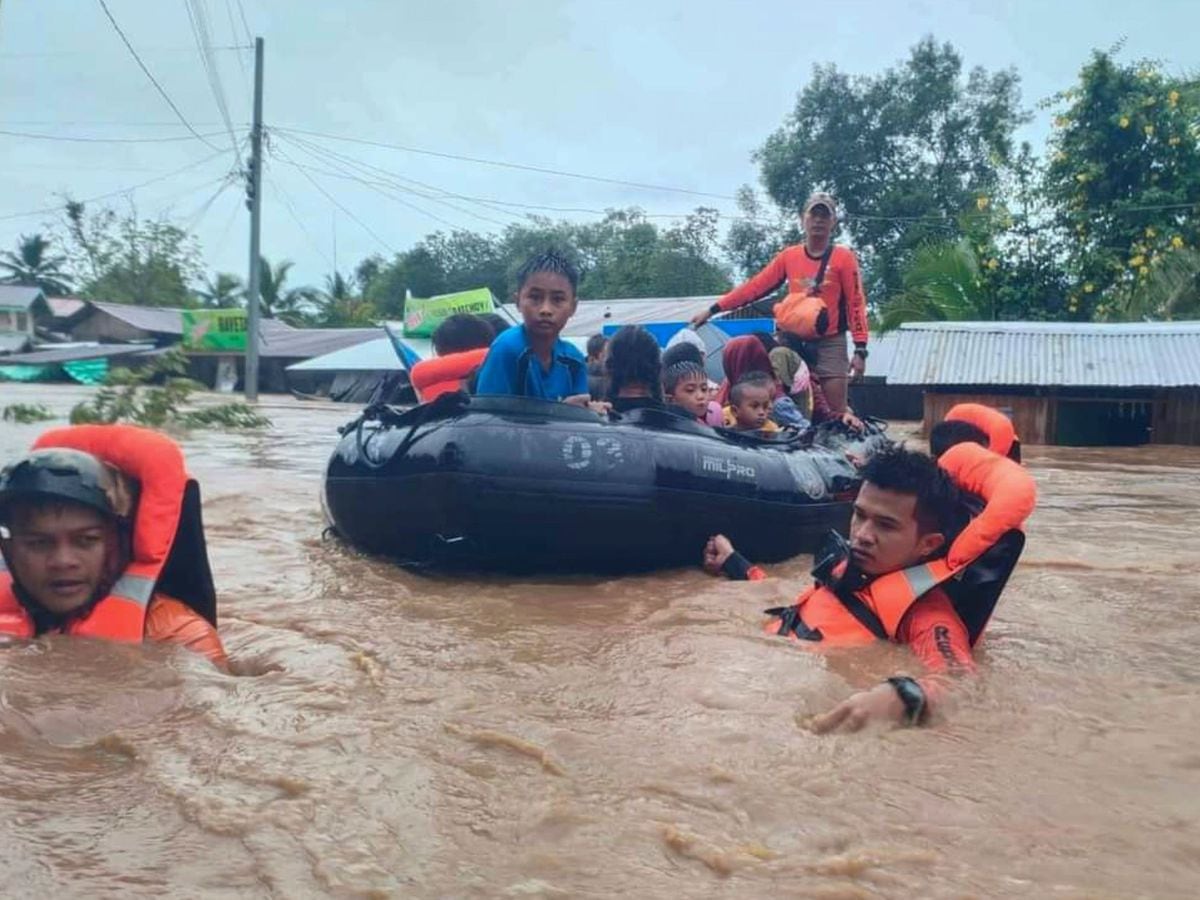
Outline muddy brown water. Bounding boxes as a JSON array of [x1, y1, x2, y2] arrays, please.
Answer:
[[1, 384, 1198, 898]]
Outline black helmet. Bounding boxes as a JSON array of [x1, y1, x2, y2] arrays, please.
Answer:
[[0, 448, 128, 524]]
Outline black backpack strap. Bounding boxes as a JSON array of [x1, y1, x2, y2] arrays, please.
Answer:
[[829, 582, 890, 641], [809, 244, 834, 295], [513, 349, 533, 397]]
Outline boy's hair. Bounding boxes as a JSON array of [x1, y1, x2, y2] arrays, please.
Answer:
[[432, 314, 495, 356], [662, 341, 704, 369], [860, 443, 963, 537], [929, 420, 990, 459], [479, 312, 512, 341], [605, 325, 662, 400], [729, 371, 774, 406], [514, 248, 579, 294], [662, 360, 706, 395], [586, 333, 608, 360]]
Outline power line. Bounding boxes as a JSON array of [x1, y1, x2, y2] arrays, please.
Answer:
[[184, 0, 239, 152], [0, 127, 229, 144], [95, 0, 222, 151], [268, 142, 396, 253], [272, 126, 739, 202], [274, 132, 511, 229], [222, 0, 251, 90], [0, 148, 230, 222], [267, 173, 335, 270]]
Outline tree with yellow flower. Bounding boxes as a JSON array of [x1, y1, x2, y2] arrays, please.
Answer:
[[1045, 50, 1200, 320]]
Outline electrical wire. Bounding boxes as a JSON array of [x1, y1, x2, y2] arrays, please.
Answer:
[[267, 171, 335, 270], [0, 127, 229, 144], [95, 0, 222, 151], [184, 0, 239, 153]]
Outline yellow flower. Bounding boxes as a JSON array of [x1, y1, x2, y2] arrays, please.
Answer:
[[1144, 124, 1155, 136], [1172, 236, 1185, 249], [1145, 227, 1157, 238], [1053, 150, 1067, 162], [1075, 173, 1089, 183], [1169, 90, 1180, 106], [976, 196, 990, 211], [1054, 115, 1068, 128], [1119, 116, 1130, 128], [1169, 136, 1181, 146], [1139, 266, 1150, 277], [1130, 255, 1146, 267], [1083, 282, 1095, 293], [1143, 96, 1156, 106], [987, 258, 999, 270]]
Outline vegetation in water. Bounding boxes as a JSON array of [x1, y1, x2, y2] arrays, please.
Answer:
[[2, 402, 56, 424], [69, 349, 271, 430]]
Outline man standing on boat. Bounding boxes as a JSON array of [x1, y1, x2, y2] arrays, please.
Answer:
[[691, 192, 868, 415]]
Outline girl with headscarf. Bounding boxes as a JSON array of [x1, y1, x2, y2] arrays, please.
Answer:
[[716, 336, 809, 429]]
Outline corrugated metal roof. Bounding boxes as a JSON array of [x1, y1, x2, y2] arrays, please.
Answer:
[[563, 296, 720, 337], [45, 297, 86, 319], [887, 321, 1200, 387], [0, 343, 155, 365], [257, 325, 381, 360], [87, 300, 185, 334], [286, 337, 406, 373], [0, 285, 45, 310]]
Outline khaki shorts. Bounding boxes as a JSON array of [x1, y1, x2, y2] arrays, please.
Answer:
[[813, 333, 849, 415]]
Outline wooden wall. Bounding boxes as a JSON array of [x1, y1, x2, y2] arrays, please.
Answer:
[[922, 392, 1051, 444], [1154, 389, 1200, 445]]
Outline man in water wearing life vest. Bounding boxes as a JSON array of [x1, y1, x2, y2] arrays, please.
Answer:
[[690, 192, 868, 415], [703, 441, 1035, 732], [0, 425, 227, 669]]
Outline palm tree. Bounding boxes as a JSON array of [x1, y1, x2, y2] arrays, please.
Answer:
[[257, 256, 317, 326], [312, 271, 378, 326], [197, 272, 245, 308], [0, 233, 73, 295], [878, 239, 990, 331]]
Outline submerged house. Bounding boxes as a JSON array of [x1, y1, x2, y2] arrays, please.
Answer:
[[888, 321, 1200, 446]]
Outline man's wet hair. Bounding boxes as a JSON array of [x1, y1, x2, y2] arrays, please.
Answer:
[[432, 314, 495, 355], [929, 420, 990, 459], [662, 360, 706, 395], [729, 371, 774, 406], [479, 312, 512, 340], [514, 248, 579, 294], [662, 341, 704, 369], [605, 325, 662, 400], [860, 443, 963, 536], [586, 333, 608, 360]]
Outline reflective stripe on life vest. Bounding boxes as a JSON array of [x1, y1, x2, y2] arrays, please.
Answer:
[[410, 347, 490, 402]]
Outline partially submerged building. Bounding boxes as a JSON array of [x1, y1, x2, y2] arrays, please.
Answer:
[[888, 321, 1200, 446]]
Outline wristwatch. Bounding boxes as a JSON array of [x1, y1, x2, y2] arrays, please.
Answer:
[[886, 676, 927, 725], [853, 344, 869, 359]]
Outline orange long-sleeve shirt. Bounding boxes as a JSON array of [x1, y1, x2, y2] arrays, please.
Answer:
[[716, 244, 869, 345], [145, 594, 228, 669], [725, 557, 973, 717]]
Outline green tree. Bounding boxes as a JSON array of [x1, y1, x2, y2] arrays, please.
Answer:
[[755, 36, 1027, 301], [878, 238, 989, 330], [1043, 50, 1200, 320], [63, 201, 203, 307], [312, 271, 378, 326], [0, 233, 73, 295], [197, 272, 245, 308], [257, 257, 317, 325]]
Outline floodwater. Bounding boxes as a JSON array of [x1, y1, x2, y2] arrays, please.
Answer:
[[1, 383, 1198, 899]]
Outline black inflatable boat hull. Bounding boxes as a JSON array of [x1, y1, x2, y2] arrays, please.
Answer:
[[324, 396, 882, 573]]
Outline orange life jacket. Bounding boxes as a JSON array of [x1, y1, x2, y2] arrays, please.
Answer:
[[944, 403, 1020, 462], [410, 348, 490, 402], [765, 442, 1037, 647], [0, 425, 189, 642]]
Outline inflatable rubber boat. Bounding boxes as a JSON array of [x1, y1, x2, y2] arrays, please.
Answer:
[[323, 394, 889, 573]]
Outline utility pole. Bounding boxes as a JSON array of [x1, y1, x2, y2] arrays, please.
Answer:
[[244, 37, 265, 401]]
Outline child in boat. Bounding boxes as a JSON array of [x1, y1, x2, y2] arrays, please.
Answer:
[[474, 250, 594, 407], [662, 340, 722, 425], [724, 372, 781, 434], [409, 313, 495, 401], [663, 361, 711, 422], [604, 325, 663, 413]]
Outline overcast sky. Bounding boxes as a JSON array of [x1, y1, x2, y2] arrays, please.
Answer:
[[1, 0, 1195, 292]]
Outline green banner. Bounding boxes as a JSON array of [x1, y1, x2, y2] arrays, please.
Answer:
[[403, 287, 495, 338], [182, 309, 248, 351]]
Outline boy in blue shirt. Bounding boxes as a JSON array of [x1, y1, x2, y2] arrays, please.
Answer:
[[474, 250, 596, 406]]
